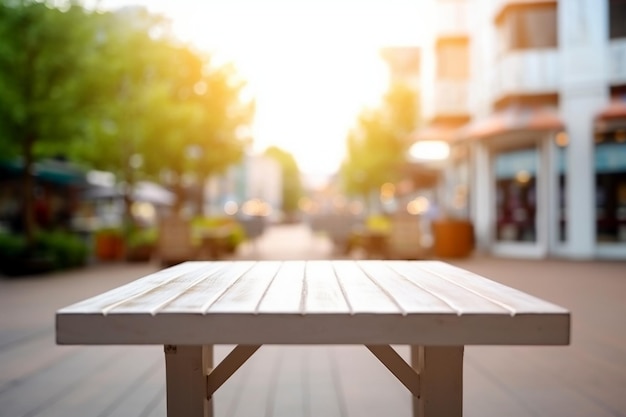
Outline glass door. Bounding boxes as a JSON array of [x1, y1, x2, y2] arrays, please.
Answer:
[[494, 148, 538, 243]]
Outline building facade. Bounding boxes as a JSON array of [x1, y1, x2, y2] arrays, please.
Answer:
[[205, 153, 282, 220], [417, 0, 626, 259]]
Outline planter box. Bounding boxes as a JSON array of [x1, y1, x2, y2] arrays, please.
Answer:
[[432, 219, 474, 258], [95, 234, 125, 261]]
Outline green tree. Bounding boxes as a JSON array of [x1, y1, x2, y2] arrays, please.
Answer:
[[182, 58, 254, 216], [70, 7, 181, 224], [340, 82, 419, 208], [70, 8, 253, 219], [0, 0, 99, 244], [264, 146, 303, 216], [136, 47, 254, 216]]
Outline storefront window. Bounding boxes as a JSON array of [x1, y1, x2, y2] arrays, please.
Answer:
[[555, 136, 568, 242], [494, 148, 538, 242], [595, 137, 626, 243]]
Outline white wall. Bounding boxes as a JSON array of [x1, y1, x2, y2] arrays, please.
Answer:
[[559, 0, 610, 259]]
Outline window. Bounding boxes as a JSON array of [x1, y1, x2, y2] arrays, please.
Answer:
[[494, 148, 538, 242], [595, 137, 626, 242], [496, 3, 557, 52], [436, 38, 469, 79], [610, 0, 626, 39]]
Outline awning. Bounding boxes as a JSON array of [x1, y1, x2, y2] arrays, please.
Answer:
[[0, 158, 88, 186], [84, 181, 174, 206], [594, 100, 626, 132], [463, 106, 564, 139], [410, 124, 461, 142]]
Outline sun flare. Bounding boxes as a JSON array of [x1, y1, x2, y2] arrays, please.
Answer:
[[98, 0, 425, 179]]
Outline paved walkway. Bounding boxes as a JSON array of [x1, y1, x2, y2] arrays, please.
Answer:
[[1, 223, 625, 417]]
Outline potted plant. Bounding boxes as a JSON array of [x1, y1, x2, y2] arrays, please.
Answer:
[[125, 227, 157, 262], [94, 227, 125, 261]]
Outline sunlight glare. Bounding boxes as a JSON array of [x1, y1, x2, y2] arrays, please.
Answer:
[[409, 141, 451, 162], [174, 11, 391, 177], [97, 0, 426, 178]]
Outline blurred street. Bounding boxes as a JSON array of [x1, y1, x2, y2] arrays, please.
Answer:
[[1, 222, 625, 417]]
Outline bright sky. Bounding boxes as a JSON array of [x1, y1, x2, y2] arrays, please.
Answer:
[[95, 0, 426, 179]]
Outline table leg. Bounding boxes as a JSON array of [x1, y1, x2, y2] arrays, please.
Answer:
[[410, 345, 464, 417], [164, 345, 213, 417]]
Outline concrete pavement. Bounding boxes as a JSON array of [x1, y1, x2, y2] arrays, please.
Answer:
[[1, 222, 625, 417]]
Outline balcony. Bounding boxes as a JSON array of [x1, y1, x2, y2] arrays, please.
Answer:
[[435, 1, 469, 36], [425, 80, 470, 121], [492, 49, 559, 101], [609, 39, 626, 85]]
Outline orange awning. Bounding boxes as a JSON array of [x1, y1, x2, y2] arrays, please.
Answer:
[[596, 100, 626, 120], [463, 106, 564, 139], [594, 100, 626, 132], [410, 125, 461, 142]]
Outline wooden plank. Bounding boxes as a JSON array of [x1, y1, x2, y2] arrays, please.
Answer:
[[0, 331, 81, 394], [164, 345, 212, 417], [104, 356, 165, 417], [256, 261, 306, 313], [226, 345, 279, 417], [270, 346, 307, 417], [145, 391, 167, 417], [160, 261, 256, 313], [356, 261, 463, 314], [382, 261, 514, 314], [57, 260, 570, 345], [32, 346, 161, 417], [57, 308, 569, 346], [464, 350, 532, 417], [306, 346, 345, 417], [207, 261, 282, 313], [332, 345, 410, 417], [366, 345, 420, 397], [467, 345, 626, 417], [56, 262, 204, 313], [101, 263, 226, 314], [332, 261, 402, 314], [414, 261, 570, 314], [303, 261, 350, 313], [206, 345, 261, 399], [412, 345, 464, 417], [0, 346, 124, 417]]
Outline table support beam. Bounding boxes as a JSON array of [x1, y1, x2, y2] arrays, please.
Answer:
[[365, 344, 421, 398], [206, 344, 261, 399], [411, 345, 464, 417], [164, 344, 213, 417]]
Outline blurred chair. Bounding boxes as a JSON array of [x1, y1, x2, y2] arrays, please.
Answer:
[[321, 213, 361, 255], [385, 212, 429, 260], [157, 215, 198, 267]]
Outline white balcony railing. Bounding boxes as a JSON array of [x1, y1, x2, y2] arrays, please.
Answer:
[[492, 49, 560, 100], [435, 1, 469, 37], [427, 80, 469, 118], [609, 39, 626, 85]]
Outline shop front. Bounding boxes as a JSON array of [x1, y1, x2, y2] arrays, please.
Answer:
[[463, 105, 565, 258], [594, 99, 626, 258]]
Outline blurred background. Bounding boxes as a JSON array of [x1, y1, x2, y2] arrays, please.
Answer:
[[1, 0, 626, 276]]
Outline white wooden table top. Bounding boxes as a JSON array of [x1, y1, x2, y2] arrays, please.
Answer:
[[56, 260, 570, 346]]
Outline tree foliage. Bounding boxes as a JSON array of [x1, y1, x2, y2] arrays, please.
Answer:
[[0, 0, 99, 243], [264, 146, 303, 214], [69, 7, 254, 216], [0, 0, 255, 238], [340, 82, 419, 201]]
